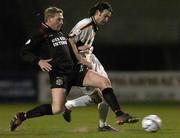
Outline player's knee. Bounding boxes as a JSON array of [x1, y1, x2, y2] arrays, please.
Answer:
[[100, 78, 111, 89], [98, 101, 109, 109], [90, 92, 102, 104]]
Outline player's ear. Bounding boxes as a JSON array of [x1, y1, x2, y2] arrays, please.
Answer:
[[47, 16, 54, 23], [49, 17, 53, 22], [95, 10, 101, 16]]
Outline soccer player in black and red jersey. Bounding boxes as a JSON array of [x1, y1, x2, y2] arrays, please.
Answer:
[[10, 6, 139, 132]]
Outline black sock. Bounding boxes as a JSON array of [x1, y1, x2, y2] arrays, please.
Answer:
[[26, 104, 53, 119], [102, 88, 124, 117]]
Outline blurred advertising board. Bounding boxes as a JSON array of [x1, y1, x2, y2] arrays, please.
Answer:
[[0, 72, 38, 102], [38, 71, 180, 102], [109, 71, 180, 101]]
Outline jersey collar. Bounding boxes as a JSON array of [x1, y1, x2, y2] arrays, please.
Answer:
[[41, 23, 62, 33], [91, 16, 98, 32]]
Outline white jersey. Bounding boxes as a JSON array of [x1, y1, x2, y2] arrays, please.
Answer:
[[69, 17, 98, 62], [69, 17, 96, 45], [69, 17, 108, 95]]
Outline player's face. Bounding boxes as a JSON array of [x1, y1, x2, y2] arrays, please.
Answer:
[[96, 9, 111, 25], [48, 13, 64, 31]]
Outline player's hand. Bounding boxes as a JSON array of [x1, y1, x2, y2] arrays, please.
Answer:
[[78, 45, 92, 51], [79, 50, 90, 54], [80, 58, 93, 69], [78, 45, 93, 55], [38, 59, 52, 72]]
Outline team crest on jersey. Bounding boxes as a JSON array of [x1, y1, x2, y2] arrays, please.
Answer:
[[56, 77, 63, 86]]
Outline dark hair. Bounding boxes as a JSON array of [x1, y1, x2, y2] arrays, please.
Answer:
[[89, 1, 112, 16]]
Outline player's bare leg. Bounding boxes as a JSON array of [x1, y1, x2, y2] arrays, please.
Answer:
[[83, 70, 139, 125], [10, 88, 66, 131]]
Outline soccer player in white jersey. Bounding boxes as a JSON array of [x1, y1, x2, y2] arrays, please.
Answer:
[[62, 2, 118, 132]]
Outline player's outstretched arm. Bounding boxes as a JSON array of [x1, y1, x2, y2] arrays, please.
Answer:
[[68, 38, 92, 68]]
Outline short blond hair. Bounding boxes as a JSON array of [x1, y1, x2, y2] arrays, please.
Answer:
[[44, 6, 63, 22]]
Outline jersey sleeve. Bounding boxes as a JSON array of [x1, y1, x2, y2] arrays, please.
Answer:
[[20, 33, 43, 65], [68, 19, 92, 45], [68, 24, 83, 43]]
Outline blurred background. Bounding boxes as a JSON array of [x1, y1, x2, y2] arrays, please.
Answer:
[[1, 0, 180, 102]]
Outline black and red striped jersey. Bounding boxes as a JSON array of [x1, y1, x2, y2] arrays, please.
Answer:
[[21, 23, 74, 72]]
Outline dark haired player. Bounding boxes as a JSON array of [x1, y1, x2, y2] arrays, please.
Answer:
[[63, 1, 139, 132]]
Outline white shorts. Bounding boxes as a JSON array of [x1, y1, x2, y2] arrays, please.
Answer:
[[80, 54, 108, 95]]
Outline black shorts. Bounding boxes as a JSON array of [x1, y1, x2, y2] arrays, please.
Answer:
[[49, 64, 88, 90]]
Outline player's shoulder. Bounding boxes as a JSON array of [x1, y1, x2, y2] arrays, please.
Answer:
[[34, 23, 53, 40], [75, 17, 93, 30], [26, 23, 49, 44], [69, 18, 94, 37], [38, 23, 50, 35]]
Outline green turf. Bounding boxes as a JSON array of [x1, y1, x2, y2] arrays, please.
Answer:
[[0, 102, 179, 138]]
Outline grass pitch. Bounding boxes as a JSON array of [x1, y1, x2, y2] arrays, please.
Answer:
[[0, 102, 179, 138]]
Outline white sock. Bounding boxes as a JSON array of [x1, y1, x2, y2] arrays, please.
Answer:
[[65, 95, 92, 110], [98, 101, 109, 127]]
